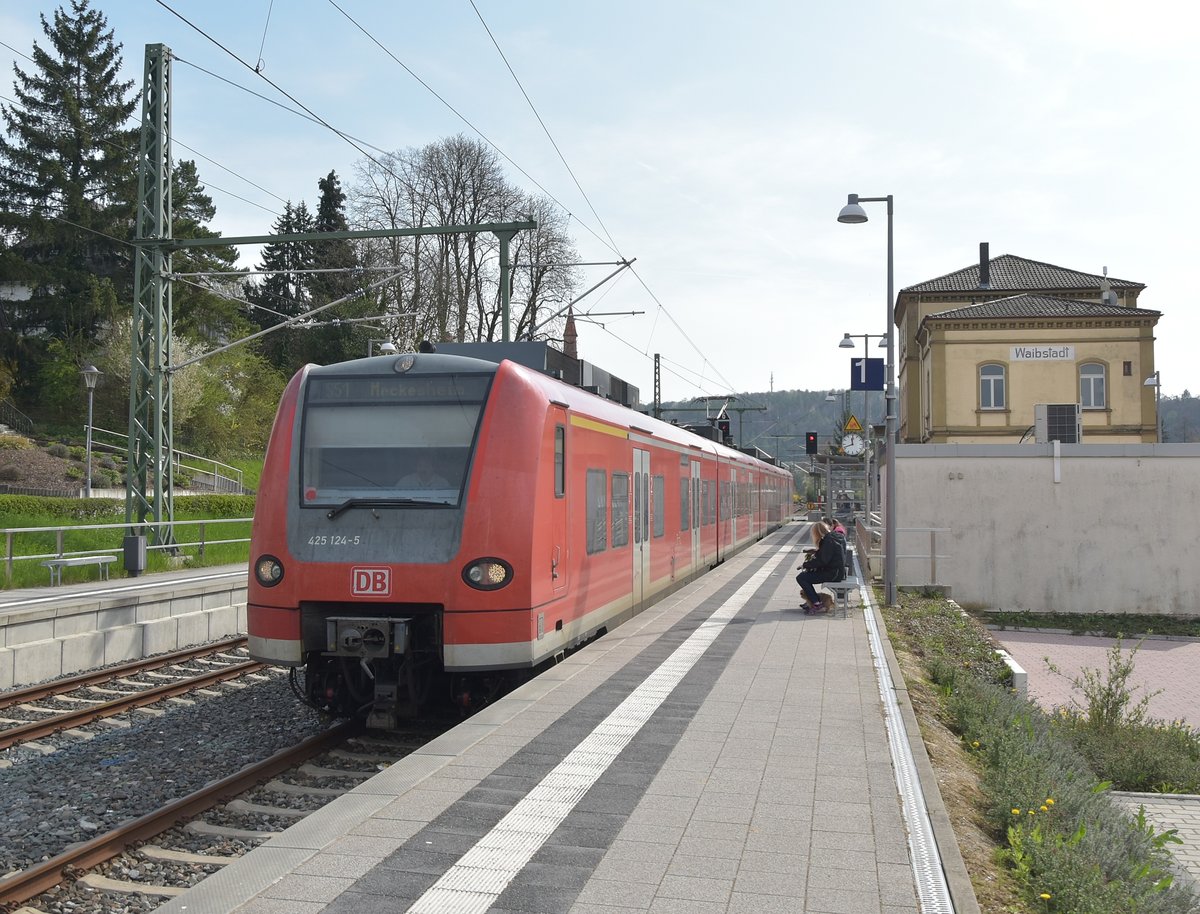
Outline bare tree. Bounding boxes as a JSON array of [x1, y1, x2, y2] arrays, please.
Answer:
[[349, 135, 581, 348]]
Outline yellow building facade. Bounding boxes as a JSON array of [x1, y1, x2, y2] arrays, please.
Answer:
[[895, 249, 1160, 443]]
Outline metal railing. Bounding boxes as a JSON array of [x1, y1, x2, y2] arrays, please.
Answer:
[[852, 517, 951, 590], [0, 398, 33, 434], [2, 517, 253, 584], [90, 426, 246, 494]]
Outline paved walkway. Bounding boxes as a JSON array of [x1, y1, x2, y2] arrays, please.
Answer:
[[994, 630, 1200, 885], [156, 531, 966, 914]]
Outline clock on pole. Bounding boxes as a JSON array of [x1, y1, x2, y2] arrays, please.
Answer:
[[841, 415, 865, 455]]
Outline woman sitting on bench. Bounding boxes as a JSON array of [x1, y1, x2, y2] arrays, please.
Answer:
[[796, 522, 847, 614]]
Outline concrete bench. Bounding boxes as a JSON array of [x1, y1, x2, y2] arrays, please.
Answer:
[[40, 554, 117, 585]]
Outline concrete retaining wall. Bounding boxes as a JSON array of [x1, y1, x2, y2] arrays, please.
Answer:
[[891, 442, 1200, 615], [0, 569, 247, 689]]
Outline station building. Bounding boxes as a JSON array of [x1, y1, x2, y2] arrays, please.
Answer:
[[896, 243, 1161, 443]]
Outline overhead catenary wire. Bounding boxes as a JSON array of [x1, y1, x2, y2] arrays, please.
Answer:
[[468, 0, 622, 258], [0, 53, 286, 220], [460, 3, 739, 397], [6, 11, 746, 399], [323, 0, 620, 259]]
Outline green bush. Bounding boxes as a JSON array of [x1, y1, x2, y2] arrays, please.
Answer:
[[46, 442, 69, 458], [888, 596, 1199, 913], [0, 434, 33, 450]]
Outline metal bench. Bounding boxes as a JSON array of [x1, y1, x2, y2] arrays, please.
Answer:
[[823, 577, 860, 613], [40, 554, 117, 585], [822, 550, 861, 613]]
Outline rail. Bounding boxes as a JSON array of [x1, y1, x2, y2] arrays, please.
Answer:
[[2, 517, 252, 584]]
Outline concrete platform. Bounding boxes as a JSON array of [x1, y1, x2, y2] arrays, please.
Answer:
[[0, 565, 247, 689], [156, 525, 972, 914]]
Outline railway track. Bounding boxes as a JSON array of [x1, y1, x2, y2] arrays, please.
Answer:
[[1, 706, 453, 912], [0, 637, 263, 752]]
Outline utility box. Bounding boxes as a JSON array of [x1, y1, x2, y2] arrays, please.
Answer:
[[1034, 403, 1082, 444], [123, 534, 147, 577]]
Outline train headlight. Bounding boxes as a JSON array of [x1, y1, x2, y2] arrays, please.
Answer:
[[254, 555, 284, 587], [462, 557, 512, 591]]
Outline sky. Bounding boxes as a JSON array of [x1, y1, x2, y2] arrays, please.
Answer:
[[2, 0, 1198, 409]]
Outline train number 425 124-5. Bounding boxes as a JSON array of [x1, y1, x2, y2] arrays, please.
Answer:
[[307, 535, 361, 546]]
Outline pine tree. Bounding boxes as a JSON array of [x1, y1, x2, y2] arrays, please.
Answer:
[[0, 0, 138, 404], [245, 201, 315, 372], [307, 170, 368, 364], [171, 159, 246, 342]]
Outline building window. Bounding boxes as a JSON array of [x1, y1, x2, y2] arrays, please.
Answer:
[[979, 364, 1006, 409], [1080, 363, 1106, 409]]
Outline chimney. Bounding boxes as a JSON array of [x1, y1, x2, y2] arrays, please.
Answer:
[[978, 242, 990, 289], [563, 305, 578, 361]]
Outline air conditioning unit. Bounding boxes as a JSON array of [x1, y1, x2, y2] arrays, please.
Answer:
[[1034, 403, 1082, 443]]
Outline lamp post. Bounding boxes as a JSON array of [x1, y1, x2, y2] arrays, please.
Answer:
[[838, 192, 897, 605], [81, 364, 101, 498], [838, 331, 887, 513], [1144, 371, 1161, 442]]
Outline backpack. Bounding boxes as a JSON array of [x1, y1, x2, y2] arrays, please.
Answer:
[[826, 530, 849, 581]]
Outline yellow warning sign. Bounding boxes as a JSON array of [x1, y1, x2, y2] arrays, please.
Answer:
[[844, 415, 863, 432]]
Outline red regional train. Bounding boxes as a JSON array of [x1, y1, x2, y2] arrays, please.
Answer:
[[247, 344, 793, 727]]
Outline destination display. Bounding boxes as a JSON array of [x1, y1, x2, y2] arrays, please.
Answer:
[[307, 374, 492, 403]]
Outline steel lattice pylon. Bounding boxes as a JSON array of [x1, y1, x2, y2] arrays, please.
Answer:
[[126, 43, 174, 546]]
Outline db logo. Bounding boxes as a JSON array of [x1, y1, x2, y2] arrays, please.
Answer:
[[351, 567, 391, 596]]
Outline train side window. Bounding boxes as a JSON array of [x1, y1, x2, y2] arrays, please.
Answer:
[[611, 473, 630, 548], [680, 478, 690, 531], [554, 425, 565, 498], [653, 475, 665, 537], [586, 468, 607, 554]]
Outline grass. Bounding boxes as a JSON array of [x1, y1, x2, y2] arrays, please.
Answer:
[[885, 593, 1200, 913], [0, 494, 255, 588]]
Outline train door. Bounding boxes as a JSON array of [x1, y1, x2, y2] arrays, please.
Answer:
[[551, 413, 568, 596], [633, 448, 650, 608], [690, 459, 701, 570]]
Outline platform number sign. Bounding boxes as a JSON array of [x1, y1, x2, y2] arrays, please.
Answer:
[[850, 357, 884, 392]]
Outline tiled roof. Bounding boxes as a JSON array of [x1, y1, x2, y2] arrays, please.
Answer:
[[925, 294, 1160, 321], [903, 254, 1144, 293]]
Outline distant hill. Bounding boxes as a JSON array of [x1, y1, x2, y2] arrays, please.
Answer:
[[657, 389, 885, 459]]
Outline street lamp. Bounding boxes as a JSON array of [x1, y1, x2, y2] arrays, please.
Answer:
[[838, 192, 897, 605], [837, 331, 887, 513], [1144, 371, 1161, 442], [81, 364, 101, 498]]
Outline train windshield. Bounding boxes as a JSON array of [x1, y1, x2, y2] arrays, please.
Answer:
[[299, 373, 491, 508]]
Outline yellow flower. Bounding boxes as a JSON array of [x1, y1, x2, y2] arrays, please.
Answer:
[[1011, 808, 1021, 815], [1045, 798, 1055, 806], [1028, 810, 1036, 816], [1040, 892, 1052, 900], [971, 740, 980, 748], [1040, 805, 1048, 812]]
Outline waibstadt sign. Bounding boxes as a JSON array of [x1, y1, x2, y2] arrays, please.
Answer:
[[1010, 344, 1075, 361]]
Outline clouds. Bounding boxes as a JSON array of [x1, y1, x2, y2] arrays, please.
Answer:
[[1, 0, 1196, 404]]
